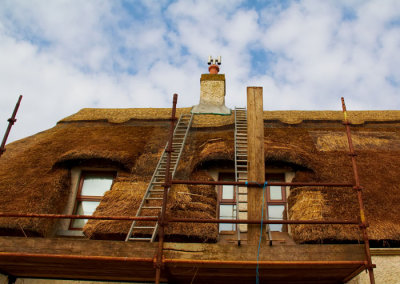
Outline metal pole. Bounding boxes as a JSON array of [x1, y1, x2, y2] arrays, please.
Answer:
[[155, 93, 178, 284], [0, 212, 359, 225], [172, 180, 353, 187], [0, 95, 22, 157], [341, 97, 375, 284], [0, 251, 369, 267]]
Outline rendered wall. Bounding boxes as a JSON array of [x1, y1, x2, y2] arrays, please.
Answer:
[[347, 254, 400, 284]]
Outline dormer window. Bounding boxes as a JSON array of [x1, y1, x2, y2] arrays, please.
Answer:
[[69, 171, 115, 230]]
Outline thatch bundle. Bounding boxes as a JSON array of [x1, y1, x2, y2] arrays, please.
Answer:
[[83, 178, 218, 242], [288, 187, 361, 243], [282, 126, 400, 244], [83, 179, 147, 240]]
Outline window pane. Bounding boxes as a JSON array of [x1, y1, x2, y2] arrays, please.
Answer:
[[219, 205, 236, 231], [71, 201, 100, 228], [222, 185, 234, 200], [270, 186, 282, 200], [81, 175, 113, 196], [268, 205, 285, 231]]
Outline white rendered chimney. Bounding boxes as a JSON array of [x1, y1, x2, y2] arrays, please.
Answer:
[[192, 56, 231, 115]]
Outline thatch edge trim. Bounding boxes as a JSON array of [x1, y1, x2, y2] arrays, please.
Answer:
[[60, 108, 400, 125]]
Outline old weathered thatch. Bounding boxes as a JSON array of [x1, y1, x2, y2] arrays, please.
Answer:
[[0, 107, 400, 245], [0, 122, 169, 236]]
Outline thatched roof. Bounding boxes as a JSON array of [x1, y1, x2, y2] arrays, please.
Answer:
[[0, 107, 399, 245], [61, 108, 400, 125], [83, 175, 218, 242]]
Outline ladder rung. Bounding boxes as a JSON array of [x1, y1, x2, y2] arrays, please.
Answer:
[[129, 237, 152, 241], [146, 197, 163, 200], [142, 206, 162, 209], [134, 226, 156, 229]]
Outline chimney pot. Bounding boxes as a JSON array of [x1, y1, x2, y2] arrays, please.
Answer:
[[208, 64, 220, 74]]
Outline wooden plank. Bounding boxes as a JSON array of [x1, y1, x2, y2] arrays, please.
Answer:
[[246, 87, 265, 244], [0, 237, 365, 283]]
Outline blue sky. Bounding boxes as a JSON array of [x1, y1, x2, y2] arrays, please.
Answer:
[[0, 0, 399, 142]]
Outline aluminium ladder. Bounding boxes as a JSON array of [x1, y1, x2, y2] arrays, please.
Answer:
[[234, 107, 272, 245], [125, 113, 194, 242], [234, 107, 248, 245]]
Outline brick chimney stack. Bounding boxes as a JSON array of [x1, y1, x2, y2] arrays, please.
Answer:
[[192, 56, 231, 115]]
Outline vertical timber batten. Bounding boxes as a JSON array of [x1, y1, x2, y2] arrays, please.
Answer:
[[246, 87, 265, 245]]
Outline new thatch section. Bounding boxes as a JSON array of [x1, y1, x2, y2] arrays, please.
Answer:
[[83, 175, 218, 242], [282, 127, 400, 244]]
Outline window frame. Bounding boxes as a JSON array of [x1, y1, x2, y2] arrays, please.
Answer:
[[69, 170, 116, 230], [265, 173, 287, 232], [217, 172, 236, 232]]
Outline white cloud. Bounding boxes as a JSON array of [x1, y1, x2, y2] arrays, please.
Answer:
[[0, 0, 399, 144]]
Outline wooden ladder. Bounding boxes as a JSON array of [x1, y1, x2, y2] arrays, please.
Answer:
[[125, 113, 193, 242]]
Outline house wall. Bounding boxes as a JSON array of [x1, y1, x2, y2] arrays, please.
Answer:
[[346, 251, 400, 284]]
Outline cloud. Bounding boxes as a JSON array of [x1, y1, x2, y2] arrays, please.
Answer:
[[0, 0, 399, 143]]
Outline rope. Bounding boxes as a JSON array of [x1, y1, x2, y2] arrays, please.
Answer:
[[246, 181, 268, 284]]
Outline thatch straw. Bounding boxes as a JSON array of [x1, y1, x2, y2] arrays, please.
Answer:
[[310, 130, 400, 151], [61, 108, 400, 126], [1, 107, 400, 245], [176, 130, 234, 178], [83, 179, 218, 242], [0, 122, 168, 236], [83, 180, 147, 240]]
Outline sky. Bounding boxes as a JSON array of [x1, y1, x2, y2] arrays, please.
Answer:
[[0, 0, 399, 143]]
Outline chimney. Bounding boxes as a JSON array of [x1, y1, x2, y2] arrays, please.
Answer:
[[192, 56, 231, 115]]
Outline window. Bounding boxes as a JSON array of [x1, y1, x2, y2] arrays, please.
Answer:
[[69, 171, 115, 230], [266, 174, 287, 232], [218, 173, 236, 232]]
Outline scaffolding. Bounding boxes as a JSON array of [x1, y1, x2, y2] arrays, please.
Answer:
[[0, 95, 22, 158], [0, 93, 375, 283]]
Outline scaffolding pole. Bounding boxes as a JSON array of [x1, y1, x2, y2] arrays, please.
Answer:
[[0, 95, 22, 158], [341, 97, 375, 284], [155, 93, 177, 284], [0, 95, 377, 283], [0, 212, 360, 225]]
